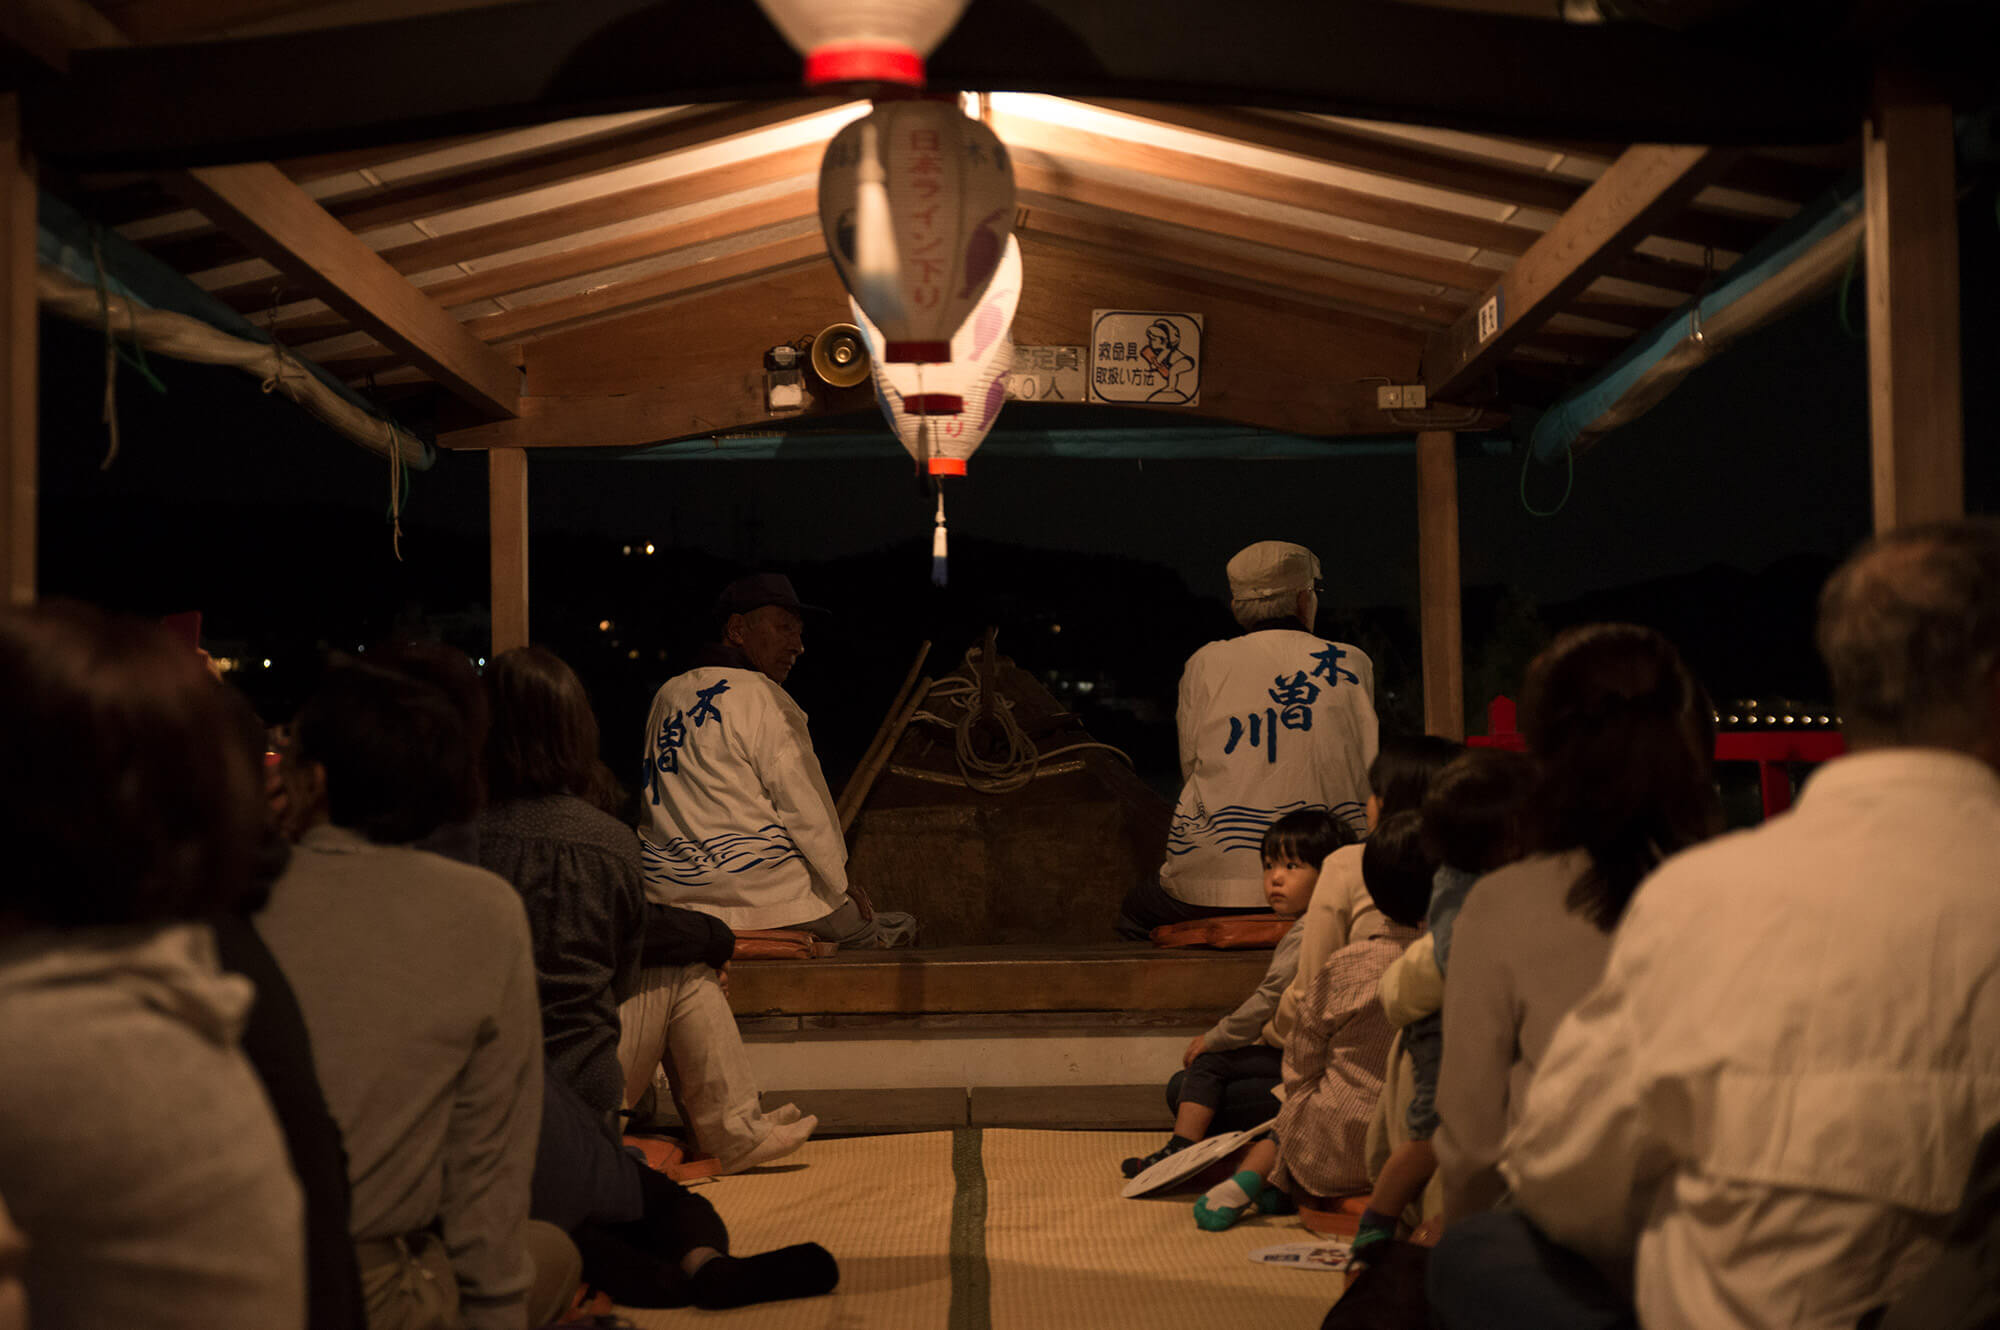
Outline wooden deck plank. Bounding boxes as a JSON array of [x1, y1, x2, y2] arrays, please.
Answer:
[[728, 945, 1271, 1017]]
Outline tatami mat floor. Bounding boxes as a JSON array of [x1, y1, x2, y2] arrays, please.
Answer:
[[618, 1129, 1342, 1330]]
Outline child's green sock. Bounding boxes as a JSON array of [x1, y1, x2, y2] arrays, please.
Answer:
[[1193, 1170, 1266, 1231]]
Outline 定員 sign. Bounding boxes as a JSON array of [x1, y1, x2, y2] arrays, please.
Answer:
[[1006, 346, 1087, 403]]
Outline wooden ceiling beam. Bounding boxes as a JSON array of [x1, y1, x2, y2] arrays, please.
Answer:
[[1014, 160, 1498, 292], [270, 188, 819, 341], [1080, 100, 1772, 254], [1017, 207, 1455, 329], [173, 160, 520, 417], [150, 98, 839, 275], [314, 230, 827, 366], [990, 110, 1708, 298], [1022, 214, 1625, 366], [4, 0, 127, 70], [1502, 132, 1845, 206], [1424, 145, 1728, 401], [1014, 165, 1671, 332], [210, 138, 820, 313]]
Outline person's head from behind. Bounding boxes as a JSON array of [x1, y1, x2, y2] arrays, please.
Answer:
[[1522, 622, 1719, 931], [1260, 808, 1356, 916], [485, 646, 622, 817], [292, 661, 475, 846], [1, 602, 261, 931], [1226, 541, 1320, 632], [1816, 519, 2000, 766], [1361, 811, 1436, 927], [714, 574, 814, 684], [1366, 733, 1464, 829], [1422, 748, 1537, 876], [367, 638, 489, 813]]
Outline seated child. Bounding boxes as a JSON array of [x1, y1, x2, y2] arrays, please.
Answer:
[[1122, 809, 1355, 1179], [1352, 748, 1536, 1259], [1194, 812, 1435, 1230]]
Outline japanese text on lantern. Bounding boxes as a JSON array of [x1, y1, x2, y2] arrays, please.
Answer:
[[904, 127, 944, 310]]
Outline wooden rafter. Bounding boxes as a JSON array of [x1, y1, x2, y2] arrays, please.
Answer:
[[1014, 167, 1669, 331], [270, 188, 817, 341], [989, 110, 1708, 297], [1424, 145, 1727, 401], [3, 0, 127, 70], [315, 229, 826, 365], [151, 99, 839, 274], [211, 139, 820, 312], [1019, 208, 1627, 367], [173, 160, 521, 417], [1081, 100, 1772, 255], [1019, 207, 1458, 328]]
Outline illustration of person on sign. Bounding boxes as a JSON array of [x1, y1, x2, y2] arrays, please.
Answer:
[[1140, 318, 1197, 403]]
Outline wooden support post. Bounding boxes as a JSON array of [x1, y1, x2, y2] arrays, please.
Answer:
[[1864, 79, 1964, 532], [489, 448, 528, 655], [2, 95, 36, 609], [1417, 431, 1464, 740]]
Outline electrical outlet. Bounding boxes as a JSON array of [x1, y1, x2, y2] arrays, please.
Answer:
[[1376, 385, 1403, 410]]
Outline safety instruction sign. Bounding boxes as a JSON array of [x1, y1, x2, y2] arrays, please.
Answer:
[[1089, 310, 1202, 406]]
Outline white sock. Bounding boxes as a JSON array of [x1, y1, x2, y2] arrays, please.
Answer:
[[1204, 1176, 1253, 1211]]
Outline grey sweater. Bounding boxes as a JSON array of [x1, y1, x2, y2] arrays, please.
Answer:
[[0, 923, 305, 1329], [257, 826, 541, 1330], [1202, 921, 1305, 1051]]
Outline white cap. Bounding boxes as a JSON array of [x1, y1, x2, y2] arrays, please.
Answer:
[[1226, 541, 1321, 600]]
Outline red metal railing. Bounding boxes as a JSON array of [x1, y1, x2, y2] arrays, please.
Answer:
[[1467, 696, 1846, 819]]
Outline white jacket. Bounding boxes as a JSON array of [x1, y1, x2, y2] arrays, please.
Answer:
[[1158, 626, 1377, 908], [1502, 749, 2000, 1330], [638, 665, 848, 929]]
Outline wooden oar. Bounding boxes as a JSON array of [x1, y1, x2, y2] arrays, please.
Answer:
[[837, 639, 931, 827]]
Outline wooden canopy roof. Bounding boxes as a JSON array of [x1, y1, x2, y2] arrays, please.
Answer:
[[8, 0, 1981, 454]]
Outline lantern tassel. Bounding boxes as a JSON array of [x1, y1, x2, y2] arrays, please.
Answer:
[[931, 485, 949, 587]]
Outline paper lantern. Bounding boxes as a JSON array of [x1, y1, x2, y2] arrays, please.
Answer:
[[819, 97, 1014, 364], [756, 0, 969, 87], [853, 236, 1020, 468]]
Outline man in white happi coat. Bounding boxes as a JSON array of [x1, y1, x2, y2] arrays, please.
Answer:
[[639, 574, 916, 948], [1116, 540, 1378, 938], [1429, 519, 2000, 1330]]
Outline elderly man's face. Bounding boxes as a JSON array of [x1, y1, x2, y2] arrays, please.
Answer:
[[730, 605, 806, 684]]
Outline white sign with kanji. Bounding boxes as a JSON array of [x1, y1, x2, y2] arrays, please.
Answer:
[[1005, 345, 1087, 403], [1089, 311, 1202, 406]]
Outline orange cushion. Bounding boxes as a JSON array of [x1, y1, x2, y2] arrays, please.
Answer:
[[1297, 1193, 1370, 1236], [731, 929, 838, 961], [1151, 913, 1293, 950], [623, 1133, 724, 1182]]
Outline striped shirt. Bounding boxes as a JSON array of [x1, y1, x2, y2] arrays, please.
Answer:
[[1274, 920, 1421, 1198]]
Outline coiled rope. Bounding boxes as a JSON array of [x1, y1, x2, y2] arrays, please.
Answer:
[[910, 645, 1134, 795]]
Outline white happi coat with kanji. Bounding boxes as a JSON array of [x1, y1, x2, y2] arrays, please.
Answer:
[[637, 666, 848, 929], [1157, 626, 1378, 909]]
